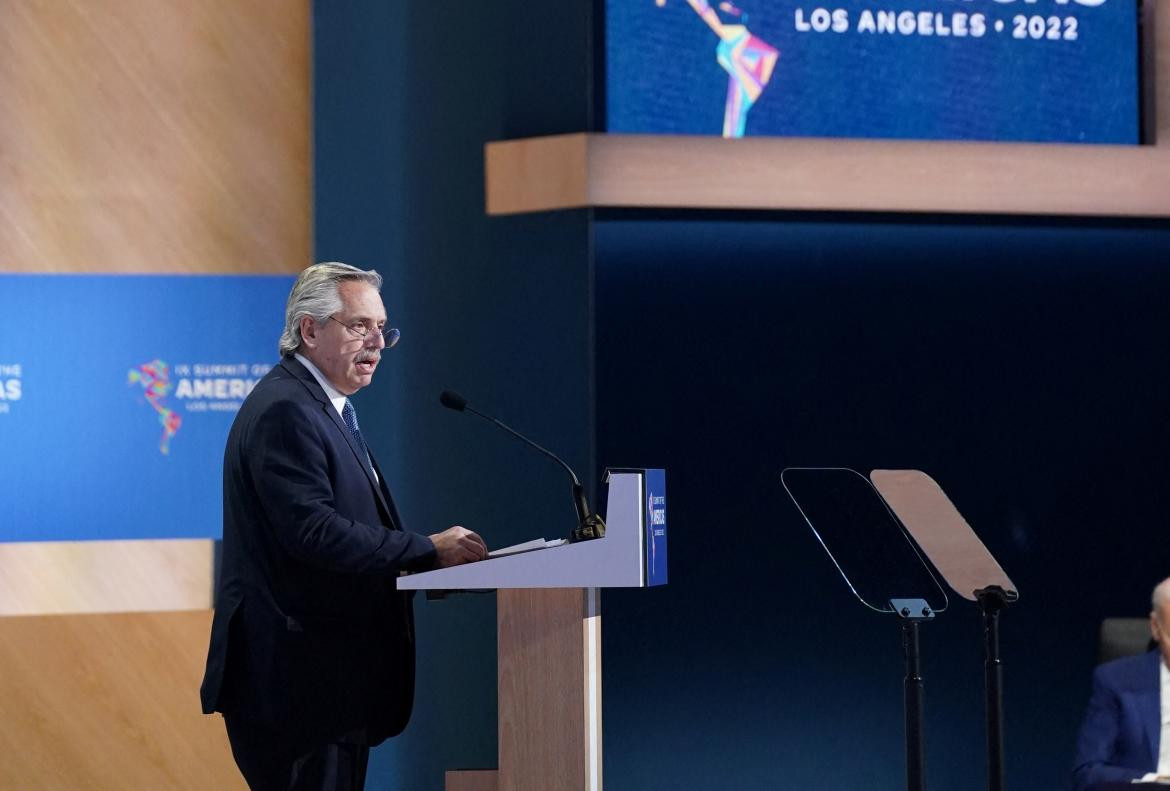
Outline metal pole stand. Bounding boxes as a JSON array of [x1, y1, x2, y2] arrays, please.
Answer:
[[893, 598, 935, 791], [975, 585, 1015, 791]]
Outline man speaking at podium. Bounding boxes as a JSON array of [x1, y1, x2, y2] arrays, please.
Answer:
[[200, 262, 487, 790]]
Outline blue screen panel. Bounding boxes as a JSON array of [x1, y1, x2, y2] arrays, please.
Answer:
[[0, 274, 294, 542], [606, 0, 1139, 143]]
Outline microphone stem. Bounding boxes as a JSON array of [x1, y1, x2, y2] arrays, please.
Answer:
[[464, 406, 582, 487], [571, 482, 590, 527]]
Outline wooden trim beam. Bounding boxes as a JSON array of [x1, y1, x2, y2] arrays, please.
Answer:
[[0, 539, 215, 616]]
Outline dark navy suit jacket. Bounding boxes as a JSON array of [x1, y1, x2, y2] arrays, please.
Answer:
[[1072, 649, 1162, 791], [200, 356, 437, 751]]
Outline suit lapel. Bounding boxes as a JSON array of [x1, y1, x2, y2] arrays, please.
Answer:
[[369, 452, 402, 531], [279, 357, 394, 521]]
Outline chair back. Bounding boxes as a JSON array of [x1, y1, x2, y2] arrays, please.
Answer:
[[1098, 617, 1156, 664]]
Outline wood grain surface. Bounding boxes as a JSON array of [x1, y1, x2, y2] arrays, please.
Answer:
[[0, 3, 310, 785], [0, 0, 311, 272], [498, 588, 594, 791], [447, 769, 501, 791], [0, 609, 244, 789]]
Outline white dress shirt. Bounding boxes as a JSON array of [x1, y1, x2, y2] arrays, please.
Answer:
[[1158, 660, 1170, 776], [294, 353, 347, 419]]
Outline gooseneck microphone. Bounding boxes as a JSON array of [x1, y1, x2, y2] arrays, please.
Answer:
[[439, 389, 605, 542]]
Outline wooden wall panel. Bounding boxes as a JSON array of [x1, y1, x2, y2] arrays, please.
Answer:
[[0, 3, 311, 785], [0, 610, 244, 789], [0, 0, 311, 273], [0, 0, 309, 614]]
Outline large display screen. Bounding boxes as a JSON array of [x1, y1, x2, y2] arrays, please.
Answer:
[[605, 0, 1140, 143], [0, 274, 293, 542]]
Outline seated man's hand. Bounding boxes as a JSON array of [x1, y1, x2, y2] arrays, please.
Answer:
[[429, 525, 488, 567]]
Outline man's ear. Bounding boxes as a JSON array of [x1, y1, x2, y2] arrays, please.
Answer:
[[300, 316, 318, 349], [1152, 611, 1163, 644]]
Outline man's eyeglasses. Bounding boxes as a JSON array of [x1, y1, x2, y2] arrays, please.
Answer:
[[328, 316, 401, 347]]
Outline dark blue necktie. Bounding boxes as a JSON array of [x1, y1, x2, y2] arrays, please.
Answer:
[[341, 398, 374, 475]]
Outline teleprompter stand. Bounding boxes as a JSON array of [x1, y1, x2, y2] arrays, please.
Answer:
[[870, 470, 1018, 791], [782, 468, 948, 791], [894, 598, 933, 791], [975, 585, 1012, 791]]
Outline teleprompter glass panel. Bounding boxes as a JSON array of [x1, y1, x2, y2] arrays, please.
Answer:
[[870, 469, 1016, 602], [782, 467, 948, 614]]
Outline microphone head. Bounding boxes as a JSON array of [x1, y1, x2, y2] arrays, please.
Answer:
[[439, 390, 467, 412]]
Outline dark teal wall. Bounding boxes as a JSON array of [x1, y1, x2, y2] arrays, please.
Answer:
[[313, 3, 1170, 789], [313, 3, 593, 789], [594, 215, 1170, 790]]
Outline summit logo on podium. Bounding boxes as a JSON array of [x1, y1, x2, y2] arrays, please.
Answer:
[[648, 493, 666, 529], [644, 470, 669, 587]]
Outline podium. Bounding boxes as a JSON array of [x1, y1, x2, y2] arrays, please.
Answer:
[[398, 468, 667, 791]]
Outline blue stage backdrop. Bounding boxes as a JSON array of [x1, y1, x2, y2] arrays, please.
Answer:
[[0, 274, 293, 542], [606, 0, 1139, 142]]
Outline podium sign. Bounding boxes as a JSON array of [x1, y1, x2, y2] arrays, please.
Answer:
[[644, 467, 668, 587]]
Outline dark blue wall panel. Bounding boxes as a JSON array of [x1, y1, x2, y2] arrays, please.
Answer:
[[313, 2, 593, 789], [595, 216, 1170, 790], [314, 1, 1170, 789]]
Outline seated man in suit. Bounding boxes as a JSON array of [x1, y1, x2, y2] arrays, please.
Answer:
[[201, 262, 488, 791], [1072, 576, 1170, 790]]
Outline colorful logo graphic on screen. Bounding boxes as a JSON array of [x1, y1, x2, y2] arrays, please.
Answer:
[[654, 0, 780, 137], [608, 0, 1139, 143], [128, 359, 183, 454]]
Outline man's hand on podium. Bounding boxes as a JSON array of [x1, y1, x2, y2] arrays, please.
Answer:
[[429, 526, 488, 567]]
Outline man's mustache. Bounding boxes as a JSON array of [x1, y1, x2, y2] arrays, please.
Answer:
[[356, 352, 381, 364]]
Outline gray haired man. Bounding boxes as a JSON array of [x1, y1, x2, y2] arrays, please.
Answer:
[[201, 262, 486, 790]]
